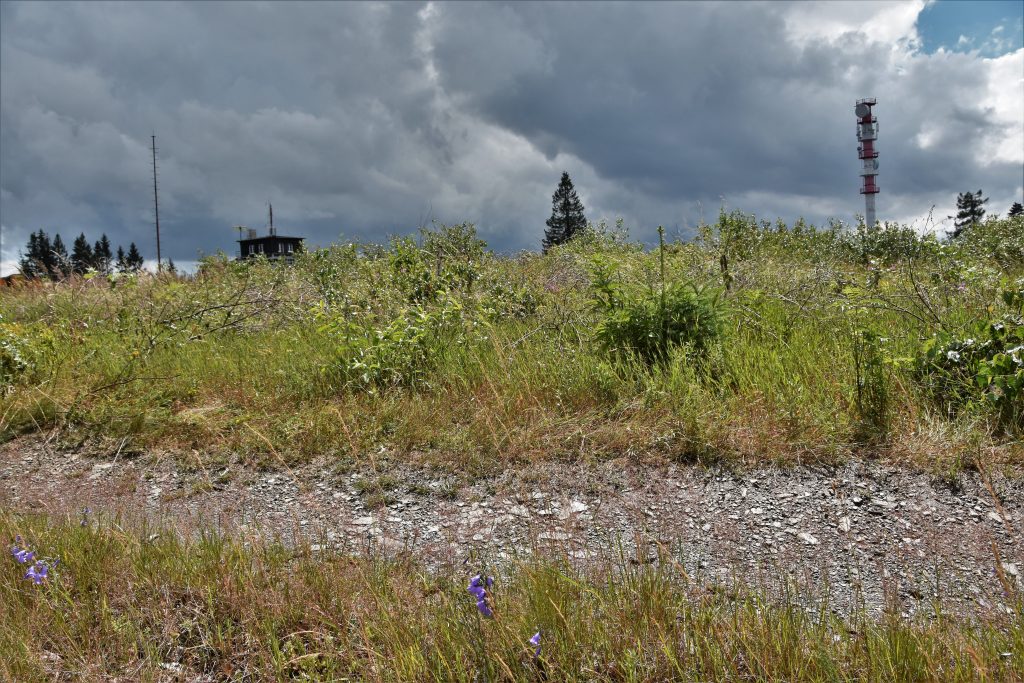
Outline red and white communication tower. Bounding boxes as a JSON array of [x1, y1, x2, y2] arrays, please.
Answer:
[[856, 98, 879, 227]]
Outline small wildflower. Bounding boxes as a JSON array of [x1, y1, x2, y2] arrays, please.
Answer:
[[24, 560, 48, 584], [946, 350, 961, 363], [530, 631, 542, 658], [80, 507, 91, 527], [11, 539, 34, 565], [468, 575, 495, 618]]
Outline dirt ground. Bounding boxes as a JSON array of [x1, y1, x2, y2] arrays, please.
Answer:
[[2, 436, 1021, 618]]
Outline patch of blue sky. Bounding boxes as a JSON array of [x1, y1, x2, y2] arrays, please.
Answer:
[[917, 0, 1023, 57]]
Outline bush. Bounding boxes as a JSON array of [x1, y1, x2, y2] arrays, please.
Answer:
[[325, 293, 481, 389], [0, 318, 55, 394], [852, 329, 890, 443], [916, 280, 1023, 429], [590, 229, 723, 364]]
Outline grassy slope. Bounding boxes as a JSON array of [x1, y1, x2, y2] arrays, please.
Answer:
[[2, 215, 1021, 474], [2, 216, 1023, 680], [2, 510, 1021, 682]]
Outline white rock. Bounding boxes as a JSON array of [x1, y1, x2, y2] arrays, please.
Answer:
[[798, 532, 819, 545], [839, 517, 852, 533]]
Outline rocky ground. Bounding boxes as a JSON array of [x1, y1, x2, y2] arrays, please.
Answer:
[[1, 436, 1021, 618]]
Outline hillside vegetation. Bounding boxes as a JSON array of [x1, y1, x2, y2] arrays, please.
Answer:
[[2, 213, 1022, 474]]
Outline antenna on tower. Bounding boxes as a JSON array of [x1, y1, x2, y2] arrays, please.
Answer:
[[269, 202, 274, 236], [151, 134, 162, 272], [855, 98, 879, 228]]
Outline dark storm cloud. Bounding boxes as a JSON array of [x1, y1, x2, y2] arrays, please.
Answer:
[[429, 2, 1019, 208], [1, 1, 1021, 273]]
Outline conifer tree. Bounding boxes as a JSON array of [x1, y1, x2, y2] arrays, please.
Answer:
[[116, 246, 128, 273], [93, 234, 113, 274], [1009, 202, 1023, 218], [51, 234, 70, 278], [71, 233, 94, 274], [19, 230, 52, 278], [542, 171, 588, 252], [166, 258, 177, 275], [125, 243, 144, 272], [949, 190, 988, 239]]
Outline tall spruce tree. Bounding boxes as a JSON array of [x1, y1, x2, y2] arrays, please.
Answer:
[[542, 171, 588, 252], [125, 243, 144, 272], [116, 246, 128, 273], [93, 234, 113, 274], [1009, 202, 1023, 218], [71, 233, 94, 274], [51, 233, 70, 278], [19, 230, 52, 278], [949, 190, 988, 238]]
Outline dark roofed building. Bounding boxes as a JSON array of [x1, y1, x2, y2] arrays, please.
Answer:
[[236, 226, 303, 263]]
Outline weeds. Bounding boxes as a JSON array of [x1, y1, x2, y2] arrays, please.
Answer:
[[1, 216, 1022, 469], [1, 510, 1021, 682]]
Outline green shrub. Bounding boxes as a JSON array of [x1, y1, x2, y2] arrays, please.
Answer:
[[852, 329, 890, 442], [325, 293, 481, 389], [590, 228, 723, 365], [916, 280, 1023, 429], [0, 318, 55, 394]]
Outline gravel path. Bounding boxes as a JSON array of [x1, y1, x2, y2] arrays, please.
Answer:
[[2, 437, 1021, 618]]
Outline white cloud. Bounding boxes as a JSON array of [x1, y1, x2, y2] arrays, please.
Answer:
[[978, 48, 1024, 165], [782, 1, 924, 46]]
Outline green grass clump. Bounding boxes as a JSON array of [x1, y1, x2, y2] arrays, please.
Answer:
[[1, 216, 1022, 471], [2, 510, 1021, 682]]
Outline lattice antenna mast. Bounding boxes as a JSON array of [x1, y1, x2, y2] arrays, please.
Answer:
[[855, 99, 879, 228], [151, 134, 162, 272]]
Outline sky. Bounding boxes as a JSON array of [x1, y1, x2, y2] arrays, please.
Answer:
[[1, 0, 1022, 275]]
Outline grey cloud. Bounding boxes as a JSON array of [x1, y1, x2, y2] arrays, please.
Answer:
[[1, 1, 1022, 272]]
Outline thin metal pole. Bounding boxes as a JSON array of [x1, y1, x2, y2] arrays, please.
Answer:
[[152, 135, 162, 272]]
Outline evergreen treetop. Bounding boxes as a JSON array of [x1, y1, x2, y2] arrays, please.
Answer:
[[542, 171, 588, 253], [126, 243, 144, 272], [71, 233, 95, 274], [93, 234, 113, 274], [1009, 202, 1023, 218], [51, 233, 70, 278], [19, 230, 51, 278], [949, 189, 988, 239]]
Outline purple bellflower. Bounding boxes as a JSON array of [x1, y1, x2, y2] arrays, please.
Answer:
[[468, 575, 495, 618], [11, 538, 34, 565], [24, 561, 48, 584], [529, 631, 542, 658]]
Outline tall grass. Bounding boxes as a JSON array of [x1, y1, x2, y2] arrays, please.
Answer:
[[1, 216, 1022, 471], [2, 510, 1021, 682]]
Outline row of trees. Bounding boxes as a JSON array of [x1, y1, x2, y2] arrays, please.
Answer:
[[19, 230, 145, 279]]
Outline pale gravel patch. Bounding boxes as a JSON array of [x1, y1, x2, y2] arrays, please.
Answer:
[[1, 436, 1021, 618]]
